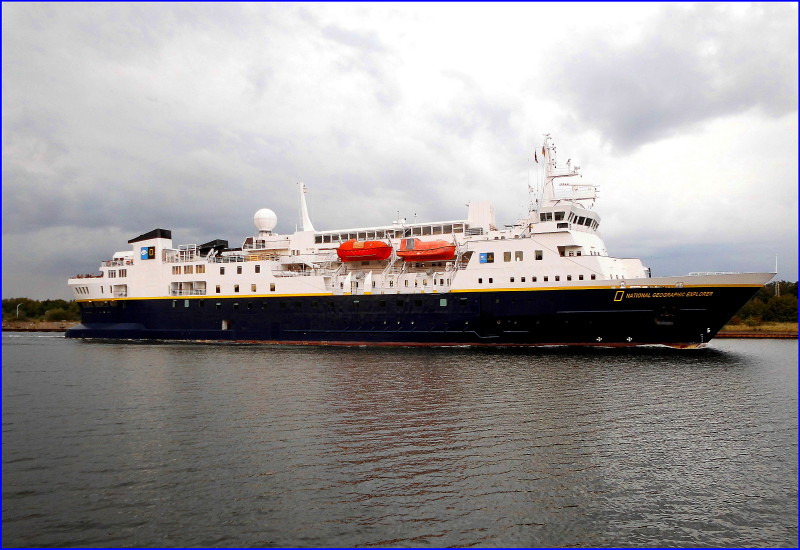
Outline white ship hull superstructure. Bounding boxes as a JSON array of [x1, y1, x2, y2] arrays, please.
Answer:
[[67, 137, 773, 347]]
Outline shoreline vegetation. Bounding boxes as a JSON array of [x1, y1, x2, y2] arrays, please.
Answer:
[[3, 281, 797, 339]]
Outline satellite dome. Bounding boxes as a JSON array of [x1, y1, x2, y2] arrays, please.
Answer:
[[254, 208, 278, 232]]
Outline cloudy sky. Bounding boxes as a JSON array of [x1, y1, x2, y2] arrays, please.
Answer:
[[3, 2, 797, 300]]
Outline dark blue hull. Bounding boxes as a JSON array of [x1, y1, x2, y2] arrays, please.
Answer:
[[65, 286, 760, 347]]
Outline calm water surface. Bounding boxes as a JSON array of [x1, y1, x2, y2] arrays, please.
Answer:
[[3, 334, 797, 547]]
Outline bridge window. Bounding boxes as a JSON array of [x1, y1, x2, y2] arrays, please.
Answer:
[[555, 211, 565, 221]]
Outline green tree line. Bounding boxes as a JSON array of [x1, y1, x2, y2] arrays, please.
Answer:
[[731, 280, 798, 325], [2, 298, 81, 322], [2, 281, 797, 325]]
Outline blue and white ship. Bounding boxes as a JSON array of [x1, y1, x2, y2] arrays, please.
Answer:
[[66, 136, 773, 347]]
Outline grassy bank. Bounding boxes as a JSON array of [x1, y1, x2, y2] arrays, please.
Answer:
[[720, 321, 798, 334]]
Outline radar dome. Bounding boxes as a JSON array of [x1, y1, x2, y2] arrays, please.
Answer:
[[254, 208, 278, 232]]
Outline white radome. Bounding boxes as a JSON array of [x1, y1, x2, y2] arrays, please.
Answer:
[[254, 208, 278, 232]]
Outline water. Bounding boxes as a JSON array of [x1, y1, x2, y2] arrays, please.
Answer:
[[3, 333, 797, 548]]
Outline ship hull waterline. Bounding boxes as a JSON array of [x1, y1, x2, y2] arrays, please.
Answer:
[[65, 285, 759, 348]]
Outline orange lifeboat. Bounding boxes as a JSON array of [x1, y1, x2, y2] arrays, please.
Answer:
[[337, 239, 393, 262], [396, 238, 456, 262]]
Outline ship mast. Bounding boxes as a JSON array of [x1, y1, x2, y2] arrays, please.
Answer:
[[530, 135, 597, 215]]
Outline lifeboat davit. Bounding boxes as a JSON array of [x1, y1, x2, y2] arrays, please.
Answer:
[[337, 239, 393, 262], [396, 238, 456, 262]]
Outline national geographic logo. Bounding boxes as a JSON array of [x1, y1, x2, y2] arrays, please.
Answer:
[[614, 290, 714, 302]]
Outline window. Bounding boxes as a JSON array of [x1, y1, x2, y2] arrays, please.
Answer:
[[567, 275, 572, 281], [108, 270, 116, 278], [220, 267, 225, 275], [255, 265, 260, 274], [504, 251, 512, 262], [251, 284, 257, 292], [510, 277, 515, 283], [478, 278, 483, 284], [270, 283, 276, 291], [172, 300, 177, 308], [535, 250, 543, 260], [488, 278, 493, 283], [216, 285, 221, 294], [234, 284, 240, 293], [237, 266, 242, 274], [539, 212, 553, 222], [480, 252, 495, 264], [591, 274, 596, 280], [184, 300, 190, 308], [532, 276, 537, 282], [555, 211, 565, 221], [216, 303, 222, 309], [439, 298, 447, 307], [579, 275, 584, 280], [544, 276, 549, 282], [119, 269, 127, 277], [515, 251, 523, 261], [521, 277, 526, 283], [184, 265, 193, 274], [555, 275, 560, 281], [196, 265, 205, 274]]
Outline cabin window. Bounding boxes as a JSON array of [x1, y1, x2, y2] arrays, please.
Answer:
[[270, 283, 276, 292], [510, 277, 515, 283], [504, 252, 512, 262], [389, 281, 394, 287], [567, 275, 572, 281], [184, 265, 193, 274], [579, 275, 584, 280], [515, 251, 523, 261], [251, 284, 257, 292], [255, 265, 260, 274], [184, 300, 190, 308], [488, 278, 493, 283], [233, 303, 239, 309], [237, 266, 242, 274], [173, 266, 181, 275], [591, 274, 596, 280], [216, 285, 221, 293], [544, 276, 549, 282], [521, 277, 526, 283], [576, 251, 581, 256], [440, 279, 444, 286], [478, 278, 483, 284], [535, 250, 543, 260], [216, 303, 222, 309], [532, 276, 537, 282], [196, 265, 205, 274], [108, 270, 116, 278], [555, 275, 560, 281], [172, 300, 177, 308], [405, 280, 409, 287], [234, 284, 240, 293], [119, 269, 127, 277], [220, 267, 225, 275], [439, 298, 447, 307]]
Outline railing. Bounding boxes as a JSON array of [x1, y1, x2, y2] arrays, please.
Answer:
[[74, 273, 103, 278], [688, 272, 739, 276], [169, 289, 207, 296], [101, 259, 133, 267]]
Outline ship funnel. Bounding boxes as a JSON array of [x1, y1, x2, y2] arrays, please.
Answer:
[[298, 182, 315, 232]]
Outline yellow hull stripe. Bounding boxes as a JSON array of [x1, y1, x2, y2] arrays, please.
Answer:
[[73, 283, 762, 303]]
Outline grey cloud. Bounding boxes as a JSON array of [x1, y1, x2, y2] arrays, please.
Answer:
[[545, 3, 798, 152]]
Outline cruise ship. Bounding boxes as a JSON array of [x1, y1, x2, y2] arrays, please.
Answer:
[[66, 136, 773, 347]]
